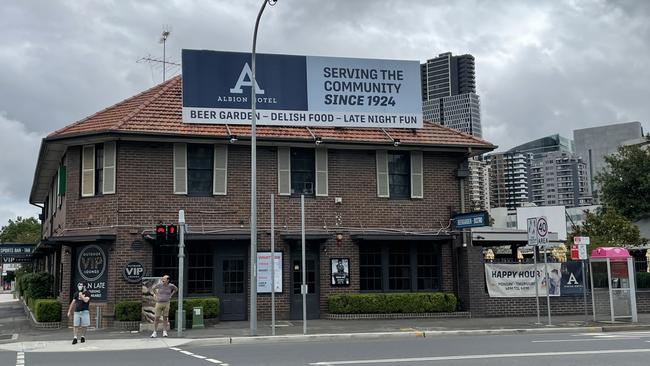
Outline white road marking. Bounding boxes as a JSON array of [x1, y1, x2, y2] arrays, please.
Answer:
[[533, 338, 640, 343], [173, 348, 223, 364], [11, 334, 18, 340], [16, 351, 25, 366], [309, 348, 650, 365]]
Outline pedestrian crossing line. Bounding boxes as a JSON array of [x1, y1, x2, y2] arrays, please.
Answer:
[[16, 351, 25, 366], [170, 347, 224, 364]]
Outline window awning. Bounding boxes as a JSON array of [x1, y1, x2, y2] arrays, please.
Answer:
[[279, 230, 332, 242], [186, 230, 251, 241], [350, 230, 454, 242]]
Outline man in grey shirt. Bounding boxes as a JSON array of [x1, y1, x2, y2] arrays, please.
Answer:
[[151, 275, 178, 338]]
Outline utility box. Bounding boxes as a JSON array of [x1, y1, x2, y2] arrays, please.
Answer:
[[192, 307, 205, 329]]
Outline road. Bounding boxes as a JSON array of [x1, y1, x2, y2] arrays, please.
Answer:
[[3, 331, 650, 365]]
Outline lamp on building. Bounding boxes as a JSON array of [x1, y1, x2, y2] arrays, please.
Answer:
[[393, 138, 401, 147], [484, 248, 494, 262], [229, 135, 238, 144], [552, 245, 567, 263], [315, 136, 322, 145], [646, 249, 650, 273], [517, 248, 524, 263]]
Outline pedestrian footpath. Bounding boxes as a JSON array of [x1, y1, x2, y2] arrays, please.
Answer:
[[2, 293, 650, 351]]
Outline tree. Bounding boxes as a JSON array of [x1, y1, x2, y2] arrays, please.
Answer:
[[596, 139, 650, 221], [567, 208, 648, 252], [0, 217, 41, 243]]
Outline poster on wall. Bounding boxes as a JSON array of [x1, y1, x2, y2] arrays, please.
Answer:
[[74, 244, 108, 300], [560, 261, 586, 296], [331, 258, 350, 286], [142, 277, 162, 324], [484, 263, 562, 298], [257, 252, 282, 293]]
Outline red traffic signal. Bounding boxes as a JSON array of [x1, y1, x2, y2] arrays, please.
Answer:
[[155, 224, 179, 245], [167, 225, 178, 244]]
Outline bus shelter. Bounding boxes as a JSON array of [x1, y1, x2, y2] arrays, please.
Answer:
[[589, 247, 638, 322]]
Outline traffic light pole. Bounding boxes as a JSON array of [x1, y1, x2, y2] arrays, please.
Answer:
[[177, 210, 185, 337]]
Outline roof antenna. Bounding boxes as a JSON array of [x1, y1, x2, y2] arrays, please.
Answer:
[[160, 25, 171, 82], [137, 25, 180, 83]]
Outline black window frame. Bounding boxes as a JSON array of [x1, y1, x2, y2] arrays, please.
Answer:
[[388, 151, 410, 199], [95, 144, 104, 196], [187, 144, 214, 196], [290, 148, 315, 197], [187, 243, 214, 295], [359, 242, 442, 292]]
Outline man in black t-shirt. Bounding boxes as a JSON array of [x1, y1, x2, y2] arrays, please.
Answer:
[[67, 282, 91, 345]]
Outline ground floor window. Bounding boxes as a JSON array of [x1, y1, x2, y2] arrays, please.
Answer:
[[152, 245, 179, 283], [359, 242, 442, 292], [187, 244, 214, 295]]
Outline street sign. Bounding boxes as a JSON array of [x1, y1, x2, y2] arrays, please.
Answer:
[[527, 217, 538, 246], [452, 211, 489, 230], [574, 236, 590, 245], [537, 216, 549, 245], [578, 245, 587, 260]]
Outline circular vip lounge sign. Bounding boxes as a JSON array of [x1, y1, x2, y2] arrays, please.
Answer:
[[122, 262, 145, 283], [77, 244, 107, 282]]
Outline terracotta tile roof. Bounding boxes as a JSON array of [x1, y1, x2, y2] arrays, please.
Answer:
[[48, 75, 495, 150]]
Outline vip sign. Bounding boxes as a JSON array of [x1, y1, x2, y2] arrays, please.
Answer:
[[122, 262, 146, 283], [182, 50, 423, 128], [75, 244, 108, 300]]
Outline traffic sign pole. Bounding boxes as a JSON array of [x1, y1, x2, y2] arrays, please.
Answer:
[[575, 236, 590, 324]]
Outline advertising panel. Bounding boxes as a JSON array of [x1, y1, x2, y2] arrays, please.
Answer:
[[330, 258, 350, 286], [485, 263, 562, 297], [74, 244, 108, 300], [182, 50, 422, 128], [256, 252, 282, 293]]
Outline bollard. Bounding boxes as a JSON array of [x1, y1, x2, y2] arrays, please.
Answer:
[[192, 307, 204, 329], [95, 306, 102, 329]]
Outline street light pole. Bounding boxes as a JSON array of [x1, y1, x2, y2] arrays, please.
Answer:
[[250, 0, 277, 336]]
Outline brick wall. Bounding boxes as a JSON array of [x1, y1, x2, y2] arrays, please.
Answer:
[[48, 140, 467, 321]]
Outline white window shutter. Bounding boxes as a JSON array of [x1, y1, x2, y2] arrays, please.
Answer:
[[81, 145, 95, 197], [173, 143, 187, 194], [376, 150, 389, 198], [315, 147, 328, 197], [278, 147, 291, 196], [103, 141, 116, 194], [213, 144, 228, 195], [410, 151, 423, 199]]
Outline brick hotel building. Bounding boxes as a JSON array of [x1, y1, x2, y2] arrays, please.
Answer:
[[29, 76, 497, 324]]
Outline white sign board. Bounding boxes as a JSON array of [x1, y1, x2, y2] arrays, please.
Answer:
[[578, 245, 588, 260], [574, 236, 590, 245], [527, 217, 538, 246], [485, 263, 562, 297], [256, 252, 282, 293], [537, 216, 549, 245]]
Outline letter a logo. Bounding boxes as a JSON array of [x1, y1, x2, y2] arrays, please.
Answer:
[[230, 63, 265, 95], [567, 273, 579, 285]]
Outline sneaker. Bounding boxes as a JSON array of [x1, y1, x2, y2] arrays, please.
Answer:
[[80, 336, 85, 343], [162, 330, 168, 338], [72, 338, 78, 345], [150, 331, 157, 338]]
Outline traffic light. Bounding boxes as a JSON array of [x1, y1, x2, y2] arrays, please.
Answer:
[[155, 224, 179, 245], [155, 225, 167, 245], [167, 225, 178, 244]]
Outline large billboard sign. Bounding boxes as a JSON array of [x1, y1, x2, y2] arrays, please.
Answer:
[[182, 50, 423, 128]]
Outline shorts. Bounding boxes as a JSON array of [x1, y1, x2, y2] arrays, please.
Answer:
[[74, 310, 90, 327], [154, 302, 170, 318]]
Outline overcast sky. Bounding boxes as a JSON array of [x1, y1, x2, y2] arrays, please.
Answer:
[[1, 0, 649, 227]]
